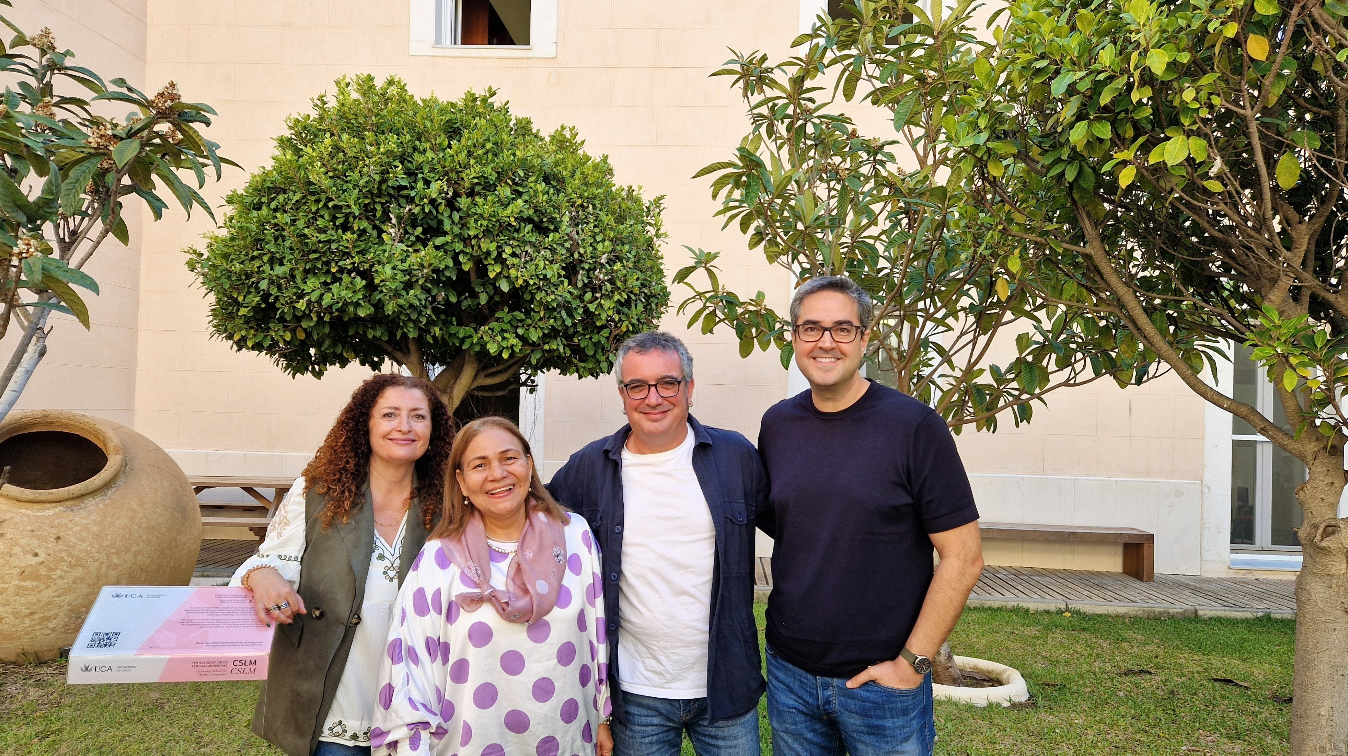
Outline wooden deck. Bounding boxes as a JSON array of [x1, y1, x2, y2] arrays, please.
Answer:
[[195, 539, 259, 578], [755, 558, 1296, 618]]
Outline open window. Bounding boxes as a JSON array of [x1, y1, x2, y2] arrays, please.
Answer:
[[411, 0, 553, 57], [437, 0, 530, 46]]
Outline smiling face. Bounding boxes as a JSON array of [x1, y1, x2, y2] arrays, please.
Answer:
[[455, 426, 532, 528], [793, 289, 870, 393], [619, 348, 693, 452], [367, 386, 433, 466]]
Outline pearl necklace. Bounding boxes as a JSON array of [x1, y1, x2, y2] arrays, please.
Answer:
[[486, 537, 519, 555]]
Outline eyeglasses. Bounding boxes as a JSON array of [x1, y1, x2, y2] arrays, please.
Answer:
[[793, 323, 862, 343], [622, 378, 686, 400]]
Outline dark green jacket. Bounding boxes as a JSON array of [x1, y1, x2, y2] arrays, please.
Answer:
[[251, 485, 431, 756]]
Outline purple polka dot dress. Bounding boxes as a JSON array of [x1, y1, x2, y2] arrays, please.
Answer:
[[372, 513, 611, 756]]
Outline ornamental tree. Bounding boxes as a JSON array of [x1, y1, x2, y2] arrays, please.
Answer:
[[188, 76, 668, 413], [0, 2, 230, 423], [929, 0, 1348, 748], [681, 0, 1173, 435]]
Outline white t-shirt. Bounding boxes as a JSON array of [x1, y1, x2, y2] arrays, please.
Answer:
[[617, 425, 716, 699]]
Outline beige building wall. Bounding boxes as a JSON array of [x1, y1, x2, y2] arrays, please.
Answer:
[[134, 0, 801, 477], [4, 0, 147, 428]]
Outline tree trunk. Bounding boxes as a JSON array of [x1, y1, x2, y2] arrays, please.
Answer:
[[932, 641, 965, 687], [1290, 450, 1348, 755], [0, 310, 50, 426]]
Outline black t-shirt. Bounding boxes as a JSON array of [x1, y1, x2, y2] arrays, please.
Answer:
[[758, 380, 979, 678]]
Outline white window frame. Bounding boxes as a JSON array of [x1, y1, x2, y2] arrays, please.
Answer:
[[1229, 344, 1306, 552], [409, 0, 556, 58]]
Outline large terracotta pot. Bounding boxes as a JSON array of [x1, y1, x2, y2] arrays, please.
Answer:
[[0, 410, 200, 662]]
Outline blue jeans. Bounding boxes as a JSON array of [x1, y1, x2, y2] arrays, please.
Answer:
[[766, 645, 935, 756], [312, 742, 370, 756], [612, 689, 761, 756]]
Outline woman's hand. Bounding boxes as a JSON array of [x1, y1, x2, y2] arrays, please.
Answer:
[[596, 723, 613, 756], [245, 567, 306, 626]]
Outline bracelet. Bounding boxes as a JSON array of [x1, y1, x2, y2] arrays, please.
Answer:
[[240, 565, 275, 591]]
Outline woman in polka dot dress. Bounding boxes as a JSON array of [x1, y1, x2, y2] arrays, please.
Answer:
[[373, 417, 612, 756]]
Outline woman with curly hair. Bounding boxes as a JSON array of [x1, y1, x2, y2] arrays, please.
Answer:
[[231, 373, 454, 756]]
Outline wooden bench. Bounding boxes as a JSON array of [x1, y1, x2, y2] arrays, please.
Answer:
[[191, 476, 295, 540], [979, 522, 1155, 582]]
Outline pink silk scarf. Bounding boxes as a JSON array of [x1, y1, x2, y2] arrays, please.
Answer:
[[441, 506, 567, 624]]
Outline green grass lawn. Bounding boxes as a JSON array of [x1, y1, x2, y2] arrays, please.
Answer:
[[1, 605, 1293, 756]]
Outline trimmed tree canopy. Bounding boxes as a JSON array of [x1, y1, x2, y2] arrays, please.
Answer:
[[188, 75, 668, 410]]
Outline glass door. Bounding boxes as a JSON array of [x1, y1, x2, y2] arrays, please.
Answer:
[[1230, 344, 1305, 550]]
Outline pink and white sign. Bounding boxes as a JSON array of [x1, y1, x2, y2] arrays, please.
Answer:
[[68, 586, 275, 684]]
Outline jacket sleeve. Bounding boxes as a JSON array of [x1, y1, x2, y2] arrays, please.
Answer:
[[371, 546, 452, 756], [749, 444, 775, 539], [229, 476, 306, 589]]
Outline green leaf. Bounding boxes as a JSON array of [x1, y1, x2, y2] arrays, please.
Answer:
[[1202, 179, 1224, 191], [112, 138, 141, 168], [1247, 34, 1270, 61], [1254, 0, 1278, 15], [1050, 71, 1077, 97], [41, 256, 98, 293], [111, 215, 129, 245], [1069, 121, 1089, 143], [1276, 152, 1300, 189], [739, 335, 755, 358], [1283, 368, 1298, 392], [1090, 121, 1111, 139], [891, 92, 919, 129], [59, 158, 100, 216], [1163, 136, 1189, 166], [41, 274, 91, 329], [1147, 143, 1168, 164]]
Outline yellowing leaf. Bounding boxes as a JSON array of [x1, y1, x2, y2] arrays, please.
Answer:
[[1147, 48, 1170, 75], [1276, 151, 1301, 189], [1202, 179, 1224, 191], [1188, 137, 1208, 162], [1254, 0, 1278, 15], [996, 278, 1010, 301], [1247, 34, 1270, 61], [1283, 368, 1298, 392], [1164, 135, 1190, 166], [988, 159, 1006, 177], [1119, 164, 1137, 189]]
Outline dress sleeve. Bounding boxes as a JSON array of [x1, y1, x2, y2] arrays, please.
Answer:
[[228, 477, 306, 589], [580, 520, 612, 722], [372, 545, 452, 756]]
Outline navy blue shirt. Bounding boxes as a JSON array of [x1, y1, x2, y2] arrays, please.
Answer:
[[758, 381, 978, 678], [546, 415, 771, 723]]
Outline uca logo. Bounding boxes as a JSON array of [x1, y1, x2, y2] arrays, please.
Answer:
[[109, 592, 143, 599], [80, 664, 112, 673]]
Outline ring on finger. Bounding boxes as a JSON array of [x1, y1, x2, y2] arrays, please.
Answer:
[[269, 604, 283, 612], [277, 601, 290, 610]]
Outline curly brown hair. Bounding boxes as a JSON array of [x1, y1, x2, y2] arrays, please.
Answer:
[[302, 373, 454, 531], [430, 416, 568, 541]]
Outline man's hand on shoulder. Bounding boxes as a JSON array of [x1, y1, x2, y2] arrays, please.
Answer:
[[845, 658, 924, 691]]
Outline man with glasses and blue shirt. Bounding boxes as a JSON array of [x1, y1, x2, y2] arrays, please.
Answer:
[[758, 276, 985, 756], [547, 331, 769, 756]]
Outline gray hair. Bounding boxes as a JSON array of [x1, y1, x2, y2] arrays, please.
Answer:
[[789, 275, 874, 332], [613, 331, 694, 385]]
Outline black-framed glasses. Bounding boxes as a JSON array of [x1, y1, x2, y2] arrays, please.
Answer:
[[622, 378, 686, 400], [793, 323, 862, 343]]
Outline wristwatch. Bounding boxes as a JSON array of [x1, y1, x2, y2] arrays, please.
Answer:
[[899, 647, 933, 675]]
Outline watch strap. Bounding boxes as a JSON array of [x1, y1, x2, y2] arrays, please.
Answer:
[[899, 646, 931, 673]]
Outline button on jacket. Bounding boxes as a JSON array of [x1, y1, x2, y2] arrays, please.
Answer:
[[546, 415, 773, 724]]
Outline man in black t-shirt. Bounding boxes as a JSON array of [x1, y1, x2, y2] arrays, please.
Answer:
[[758, 275, 985, 756]]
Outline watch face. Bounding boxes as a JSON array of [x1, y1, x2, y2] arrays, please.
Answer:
[[914, 656, 933, 675]]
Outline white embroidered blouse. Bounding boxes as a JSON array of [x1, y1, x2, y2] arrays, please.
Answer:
[[230, 476, 407, 747]]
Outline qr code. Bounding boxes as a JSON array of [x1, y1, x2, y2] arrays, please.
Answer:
[[86, 631, 120, 649]]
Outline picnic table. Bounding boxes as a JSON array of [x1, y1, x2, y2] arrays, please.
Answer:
[[191, 476, 295, 539]]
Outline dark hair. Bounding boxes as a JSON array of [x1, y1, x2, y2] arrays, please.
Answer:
[[790, 275, 874, 331], [614, 331, 694, 384], [430, 416, 568, 540], [302, 373, 454, 531]]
